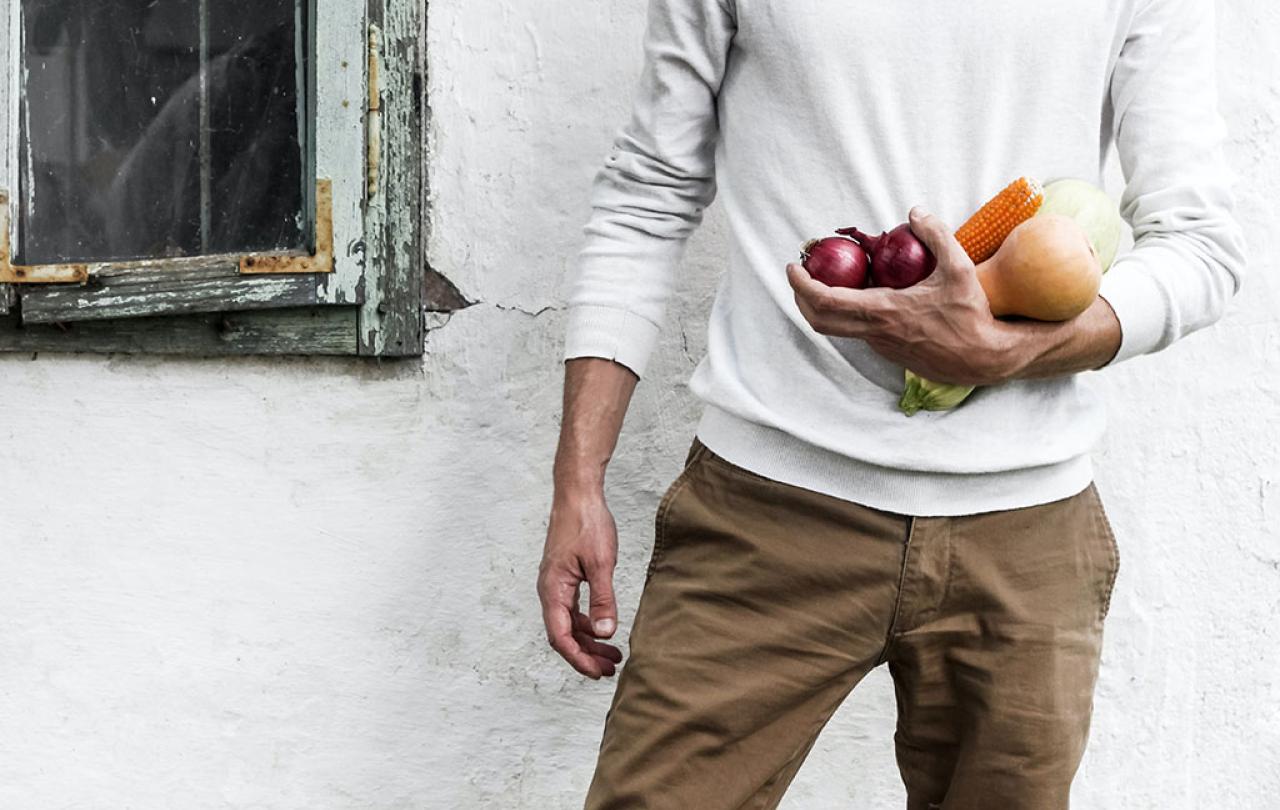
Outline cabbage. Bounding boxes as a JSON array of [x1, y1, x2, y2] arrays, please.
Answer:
[[1037, 179, 1124, 272]]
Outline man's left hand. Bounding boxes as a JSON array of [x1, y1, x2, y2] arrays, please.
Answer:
[[787, 207, 1024, 387]]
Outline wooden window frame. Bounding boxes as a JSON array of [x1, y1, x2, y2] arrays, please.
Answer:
[[0, 0, 424, 357]]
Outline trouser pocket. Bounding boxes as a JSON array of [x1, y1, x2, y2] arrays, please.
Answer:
[[645, 437, 710, 583], [1087, 483, 1121, 622]]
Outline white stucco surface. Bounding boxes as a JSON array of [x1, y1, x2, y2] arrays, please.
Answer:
[[1, 2, 1277, 807]]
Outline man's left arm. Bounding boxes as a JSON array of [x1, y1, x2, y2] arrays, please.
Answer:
[[1018, 0, 1251, 376], [786, 209, 1122, 387], [789, 0, 1247, 385], [982, 297, 1122, 380], [1090, 0, 1248, 369]]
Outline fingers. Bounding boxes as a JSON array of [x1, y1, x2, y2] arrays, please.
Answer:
[[582, 551, 618, 639], [539, 570, 607, 679], [572, 611, 623, 665], [577, 634, 622, 675], [538, 552, 626, 679], [787, 264, 828, 328], [786, 263, 885, 337], [908, 207, 973, 272]]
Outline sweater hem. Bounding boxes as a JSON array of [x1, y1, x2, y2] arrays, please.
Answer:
[[694, 405, 1095, 517]]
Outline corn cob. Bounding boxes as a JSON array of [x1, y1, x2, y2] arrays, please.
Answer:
[[955, 176, 1045, 264]]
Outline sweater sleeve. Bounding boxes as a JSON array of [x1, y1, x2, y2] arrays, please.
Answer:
[[1096, 0, 1248, 367], [561, 0, 737, 378]]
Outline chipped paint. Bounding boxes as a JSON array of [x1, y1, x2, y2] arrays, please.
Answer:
[[311, 0, 368, 306], [367, 23, 383, 199], [2, 0, 14, 252], [0, 0, 422, 352], [17, 7, 32, 227], [356, 2, 423, 356]]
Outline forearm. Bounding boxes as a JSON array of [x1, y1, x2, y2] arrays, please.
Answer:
[[1003, 296, 1123, 380], [553, 358, 639, 495]]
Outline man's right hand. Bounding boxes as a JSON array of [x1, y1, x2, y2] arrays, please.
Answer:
[[538, 487, 624, 679], [539, 357, 639, 679]]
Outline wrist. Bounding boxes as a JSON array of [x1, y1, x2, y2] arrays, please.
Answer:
[[986, 320, 1035, 382], [553, 464, 607, 500], [553, 439, 610, 490]]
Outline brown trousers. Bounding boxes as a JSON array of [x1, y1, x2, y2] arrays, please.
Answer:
[[584, 438, 1120, 810]]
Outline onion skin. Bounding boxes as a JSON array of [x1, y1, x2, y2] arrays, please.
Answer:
[[800, 236, 869, 289], [838, 224, 937, 289]]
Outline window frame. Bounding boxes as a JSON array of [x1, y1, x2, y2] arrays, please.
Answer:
[[0, 0, 425, 357]]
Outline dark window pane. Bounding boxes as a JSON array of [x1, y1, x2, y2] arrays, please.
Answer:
[[17, 0, 312, 265]]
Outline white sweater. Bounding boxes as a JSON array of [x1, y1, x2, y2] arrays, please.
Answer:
[[563, 0, 1248, 517]]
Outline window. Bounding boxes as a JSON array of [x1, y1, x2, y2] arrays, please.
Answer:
[[0, 0, 427, 356]]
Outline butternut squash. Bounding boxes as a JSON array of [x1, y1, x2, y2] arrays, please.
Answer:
[[976, 214, 1102, 322]]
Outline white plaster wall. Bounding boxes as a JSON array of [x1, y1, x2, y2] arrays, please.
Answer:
[[1, 1, 1277, 807]]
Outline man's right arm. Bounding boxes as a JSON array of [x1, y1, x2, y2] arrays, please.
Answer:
[[541, 0, 737, 677], [537, 358, 637, 680], [552, 358, 639, 499]]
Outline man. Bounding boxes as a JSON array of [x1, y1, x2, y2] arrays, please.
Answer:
[[537, 0, 1246, 807]]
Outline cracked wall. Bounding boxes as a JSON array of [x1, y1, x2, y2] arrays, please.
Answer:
[[0, 1, 1277, 807]]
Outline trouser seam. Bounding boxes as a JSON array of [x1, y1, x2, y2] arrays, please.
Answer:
[[738, 729, 817, 810], [876, 515, 916, 666], [737, 682, 852, 810], [941, 518, 955, 618], [1090, 484, 1121, 624]]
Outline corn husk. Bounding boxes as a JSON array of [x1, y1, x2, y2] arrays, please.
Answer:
[[899, 370, 974, 417]]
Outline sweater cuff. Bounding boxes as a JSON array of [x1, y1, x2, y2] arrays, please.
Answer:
[[1096, 254, 1170, 367], [562, 304, 662, 379]]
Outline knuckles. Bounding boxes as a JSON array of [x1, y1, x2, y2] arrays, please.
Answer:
[[861, 298, 895, 328], [580, 549, 616, 572]]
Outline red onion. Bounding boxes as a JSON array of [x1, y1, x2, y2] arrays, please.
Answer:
[[800, 236, 869, 289], [838, 224, 936, 289]]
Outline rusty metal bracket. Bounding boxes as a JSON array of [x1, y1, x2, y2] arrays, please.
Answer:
[[0, 180, 333, 283], [239, 178, 335, 275], [367, 23, 383, 199], [0, 191, 90, 284]]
